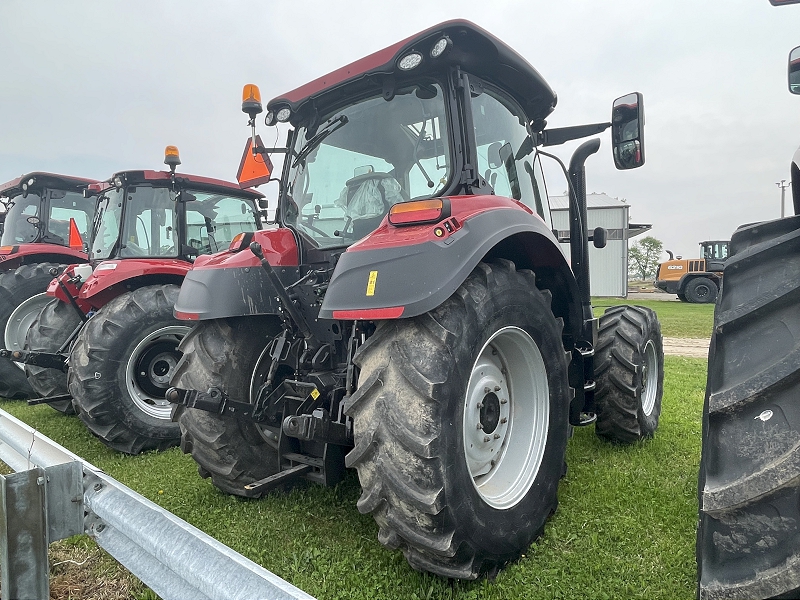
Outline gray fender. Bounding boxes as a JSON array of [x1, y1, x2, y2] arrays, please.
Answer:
[[319, 207, 581, 336]]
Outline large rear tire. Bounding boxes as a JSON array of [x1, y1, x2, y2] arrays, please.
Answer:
[[171, 317, 282, 497], [0, 263, 65, 399], [67, 285, 188, 454], [345, 260, 571, 579], [24, 298, 82, 414], [698, 215, 800, 599], [594, 305, 664, 444]]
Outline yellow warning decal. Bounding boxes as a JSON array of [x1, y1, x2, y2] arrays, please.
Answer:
[[311, 388, 320, 400], [366, 270, 378, 296]]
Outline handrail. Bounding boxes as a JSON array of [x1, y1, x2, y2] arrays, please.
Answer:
[[0, 408, 315, 600]]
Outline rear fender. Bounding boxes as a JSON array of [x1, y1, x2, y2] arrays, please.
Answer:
[[173, 228, 300, 321], [0, 243, 87, 271], [319, 203, 582, 340], [79, 259, 191, 308]]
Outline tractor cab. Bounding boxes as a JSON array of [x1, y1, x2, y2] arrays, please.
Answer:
[[0, 172, 97, 268], [88, 150, 265, 267], [241, 20, 643, 263]]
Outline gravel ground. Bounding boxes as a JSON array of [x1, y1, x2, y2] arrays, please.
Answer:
[[663, 337, 710, 358]]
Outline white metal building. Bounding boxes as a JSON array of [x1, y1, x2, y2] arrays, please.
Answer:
[[550, 193, 651, 297]]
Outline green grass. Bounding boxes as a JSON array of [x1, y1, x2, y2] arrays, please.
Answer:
[[592, 298, 714, 338], [0, 356, 706, 600]]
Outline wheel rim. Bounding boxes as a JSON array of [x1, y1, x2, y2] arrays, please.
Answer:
[[696, 284, 710, 298], [462, 326, 549, 510], [641, 339, 658, 416], [4, 293, 53, 370], [125, 325, 190, 419]]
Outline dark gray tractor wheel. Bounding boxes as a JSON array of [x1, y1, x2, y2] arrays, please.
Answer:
[[171, 317, 281, 497], [24, 298, 82, 414], [594, 305, 664, 444], [345, 260, 571, 579], [0, 263, 65, 399], [67, 285, 189, 454], [685, 276, 718, 304], [698, 215, 800, 600]]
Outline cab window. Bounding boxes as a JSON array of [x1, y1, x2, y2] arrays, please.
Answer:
[[185, 191, 259, 255], [470, 86, 552, 228]]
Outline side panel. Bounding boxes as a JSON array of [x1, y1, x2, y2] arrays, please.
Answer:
[[318, 206, 572, 320]]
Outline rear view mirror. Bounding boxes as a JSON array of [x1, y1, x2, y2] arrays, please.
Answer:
[[611, 92, 645, 170], [789, 46, 800, 94], [258, 198, 269, 210]]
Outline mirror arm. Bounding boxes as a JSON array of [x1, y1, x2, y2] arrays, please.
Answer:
[[542, 122, 611, 147]]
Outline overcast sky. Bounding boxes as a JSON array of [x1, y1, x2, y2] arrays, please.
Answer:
[[2, 0, 799, 257]]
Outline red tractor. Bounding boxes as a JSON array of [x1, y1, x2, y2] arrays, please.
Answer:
[[168, 20, 664, 579], [697, 4, 800, 597], [0, 172, 96, 400], [4, 148, 267, 454]]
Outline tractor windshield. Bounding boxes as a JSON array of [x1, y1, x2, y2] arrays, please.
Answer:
[[283, 80, 451, 247], [1, 193, 42, 245]]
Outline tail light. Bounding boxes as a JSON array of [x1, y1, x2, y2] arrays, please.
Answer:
[[388, 199, 449, 226], [229, 231, 254, 253]]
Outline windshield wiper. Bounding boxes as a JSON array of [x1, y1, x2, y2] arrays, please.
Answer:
[[292, 115, 349, 168]]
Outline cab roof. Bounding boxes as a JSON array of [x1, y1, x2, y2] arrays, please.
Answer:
[[0, 172, 98, 196], [267, 19, 557, 125], [108, 170, 264, 198]]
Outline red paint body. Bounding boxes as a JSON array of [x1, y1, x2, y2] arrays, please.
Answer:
[[190, 228, 299, 270], [349, 195, 537, 252], [78, 259, 192, 307], [0, 243, 88, 271]]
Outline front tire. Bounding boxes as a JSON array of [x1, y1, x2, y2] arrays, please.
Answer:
[[0, 263, 65, 399], [24, 298, 83, 414], [698, 215, 800, 599], [345, 260, 571, 579], [685, 276, 718, 304], [67, 285, 188, 454], [171, 317, 282, 497], [594, 305, 664, 444]]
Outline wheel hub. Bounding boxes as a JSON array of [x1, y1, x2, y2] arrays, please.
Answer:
[[641, 339, 658, 416], [462, 326, 550, 510], [125, 325, 190, 419]]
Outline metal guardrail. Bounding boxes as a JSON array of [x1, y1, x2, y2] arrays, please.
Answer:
[[0, 408, 316, 600]]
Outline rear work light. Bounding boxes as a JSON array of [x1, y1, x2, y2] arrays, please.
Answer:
[[229, 231, 255, 253], [388, 199, 449, 226]]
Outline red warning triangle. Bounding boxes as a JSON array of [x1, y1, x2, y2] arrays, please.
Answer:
[[237, 135, 274, 189]]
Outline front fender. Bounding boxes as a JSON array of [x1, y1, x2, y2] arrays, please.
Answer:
[[319, 201, 572, 321]]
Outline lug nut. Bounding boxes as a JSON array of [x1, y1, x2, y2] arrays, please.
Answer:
[[494, 386, 501, 392], [484, 386, 491, 394], [494, 433, 500, 439], [477, 402, 483, 409], [500, 399, 508, 405], [483, 436, 491, 442], [477, 423, 483, 430], [500, 417, 507, 424]]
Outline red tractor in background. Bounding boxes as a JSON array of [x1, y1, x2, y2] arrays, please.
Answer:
[[697, 3, 800, 597], [0, 172, 96, 400], [3, 147, 267, 453], [167, 20, 664, 580]]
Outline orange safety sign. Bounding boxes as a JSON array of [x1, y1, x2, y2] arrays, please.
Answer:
[[237, 136, 273, 188]]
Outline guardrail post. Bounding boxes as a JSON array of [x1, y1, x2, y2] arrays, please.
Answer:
[[0, 468, 49, 600]]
